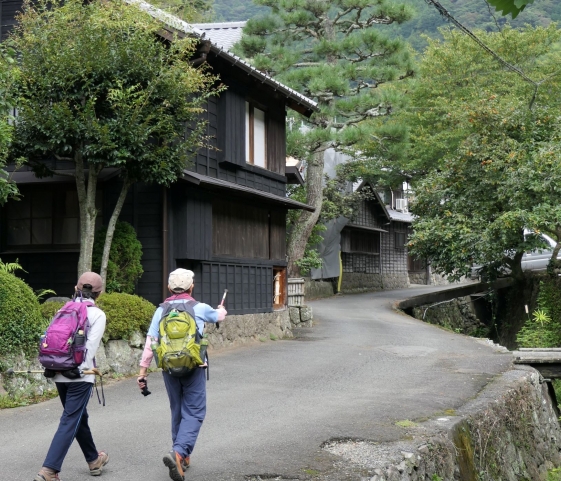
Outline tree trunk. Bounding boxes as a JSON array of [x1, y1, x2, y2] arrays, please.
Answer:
[[287, 148, 326, 277], [76, 152, 101, 277], [99, 178, 131, 291]]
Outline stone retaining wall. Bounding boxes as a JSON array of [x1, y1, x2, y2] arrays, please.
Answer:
[[1, 310, 293, 395], [340, 272, 409, 294], [411, 296, 488, 337], [325, 366, 561, 481], [304, 278, 336, 300]]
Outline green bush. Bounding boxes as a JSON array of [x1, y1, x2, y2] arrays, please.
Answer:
[[97, 292, 156, 340], [92, 221, 143, 294], [40, 301, 65, 322], [517, 279, 561, 348], [0, 270, 45, 356]]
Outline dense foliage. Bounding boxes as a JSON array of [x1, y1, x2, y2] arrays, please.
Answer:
[[97, 293, 156, 341], [215, 0, 560, 50], [92, 222, 143, 294], [39, 301, 65, 323], [0, 45, 18, 206], [368, 26, 561, 281], [0, 271, 45, 357], [11, 0, 218, 278], [150, 0, 214, 21], [237, 0, 414, 276], [214, 0, 267, 21], [517, 280, 561, 348]]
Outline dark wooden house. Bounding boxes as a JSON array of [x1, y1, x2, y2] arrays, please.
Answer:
[[0, 2, 317, 313], [311, 182, 413, 292]]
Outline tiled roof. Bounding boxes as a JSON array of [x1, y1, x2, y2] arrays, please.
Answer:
[[385, 207, 413, 223], [191, 21, 246, 51], [129, 1, 318, 115]]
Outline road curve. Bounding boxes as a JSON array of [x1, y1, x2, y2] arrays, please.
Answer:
[[0, 285, 512, 481]]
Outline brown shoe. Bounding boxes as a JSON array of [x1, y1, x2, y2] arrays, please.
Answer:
[[33, 468, 61, 481], [88, 451, 109, 476]]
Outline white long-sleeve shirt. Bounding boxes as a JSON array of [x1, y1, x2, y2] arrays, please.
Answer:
[[53, 301, 106, 384]]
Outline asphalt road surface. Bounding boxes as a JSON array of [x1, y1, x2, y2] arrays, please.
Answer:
[[1, 285, 513, 481]]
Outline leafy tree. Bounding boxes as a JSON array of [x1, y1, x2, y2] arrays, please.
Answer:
[[0, 44, 18, 205], [11, 0, 217, 287], [150, 0, 214, 22], [383, 26, 561, 281], [486, 0, 535, 18], [92, 221, 143, 294], [237, 0, 414, 276]]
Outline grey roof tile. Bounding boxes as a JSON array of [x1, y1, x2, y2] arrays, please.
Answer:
[[191, 22, 246, 51]]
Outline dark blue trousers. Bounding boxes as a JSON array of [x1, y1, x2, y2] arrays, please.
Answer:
[[162, 368, 206, 458], [43, 382, 99, 472]]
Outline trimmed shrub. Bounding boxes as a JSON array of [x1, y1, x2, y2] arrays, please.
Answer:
[[97, 292, 156, 340], [92, 221, 144, 294], [40, 301, 65, 323], [0, 271, 45, 356]]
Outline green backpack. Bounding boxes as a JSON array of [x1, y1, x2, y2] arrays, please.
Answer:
[[156, 300, 203, 377]]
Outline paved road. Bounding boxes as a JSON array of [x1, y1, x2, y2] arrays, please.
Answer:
[[1, 286, 513, 481]]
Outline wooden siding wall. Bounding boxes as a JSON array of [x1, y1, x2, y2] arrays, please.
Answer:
[[176, 259, 273, 314], [216, 87, 245, 167], [104, 180, 163, 305], [266, 100, 286, 176], [0, 252, 79, 296], [170, 186, 212, 261], [270, 210, 286, 261], [212, 198, 286, 262], [0, 0, 21, 41]]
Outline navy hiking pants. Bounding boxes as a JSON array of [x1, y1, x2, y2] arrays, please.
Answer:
[[43, 382, 99, 472], [162, 368, 207, 458]]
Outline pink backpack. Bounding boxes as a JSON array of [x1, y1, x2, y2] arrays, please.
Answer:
[[39, 299, 92, 371]]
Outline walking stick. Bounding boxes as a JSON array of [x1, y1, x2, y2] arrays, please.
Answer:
[[217, 289, 228, 329]]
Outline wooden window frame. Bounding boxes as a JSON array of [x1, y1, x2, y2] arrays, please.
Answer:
[[245, 101, 267, 168]]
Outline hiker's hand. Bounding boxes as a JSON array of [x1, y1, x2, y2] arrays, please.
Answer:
[[137, 376, 147, 390], [199, 362, 208, 368], [216, 305, 225, 310]]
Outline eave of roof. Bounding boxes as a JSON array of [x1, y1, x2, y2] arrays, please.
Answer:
[[181, 170, 315, 211], [129, 1, 318, 117]]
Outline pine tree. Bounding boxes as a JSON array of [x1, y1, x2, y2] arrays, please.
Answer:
[[238, 0, 415, 276]]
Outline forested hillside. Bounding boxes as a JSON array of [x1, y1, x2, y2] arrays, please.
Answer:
[[213, 0, 561, 50]]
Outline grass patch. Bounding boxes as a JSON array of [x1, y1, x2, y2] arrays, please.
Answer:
[[548, 467, 561, 481], [0, 390, 58, 409], [395, 419, 417, 428], [259, 337, 267, 342], [270, 333, 278, 341], [302, 468, 320, 476]]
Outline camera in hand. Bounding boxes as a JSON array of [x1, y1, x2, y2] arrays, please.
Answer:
[[139, 377, 151, 396]]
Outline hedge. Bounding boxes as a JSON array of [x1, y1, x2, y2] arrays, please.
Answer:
[[0, 271, 45, 356], [41, 293, 156, 341], [97, 292, 156, 340]]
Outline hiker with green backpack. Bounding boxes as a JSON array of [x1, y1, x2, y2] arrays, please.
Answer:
[[137, 268, 226, 481]]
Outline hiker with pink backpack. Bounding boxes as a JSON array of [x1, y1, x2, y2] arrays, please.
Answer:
[[33, 272, 109, 481]]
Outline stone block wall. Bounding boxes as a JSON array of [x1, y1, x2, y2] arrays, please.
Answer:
[[304, 278, 336, 300], [340, 272, 409, 294], [1, 310, 293, 395], [411, 296, 488, 337], [325, 367, 561, 481], [289, 305, 313, 328]]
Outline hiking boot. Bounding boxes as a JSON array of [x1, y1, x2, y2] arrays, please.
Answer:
[[33, 468, 61, 481], [162, 450, 185, 481], [88, 451, 109, 476]]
